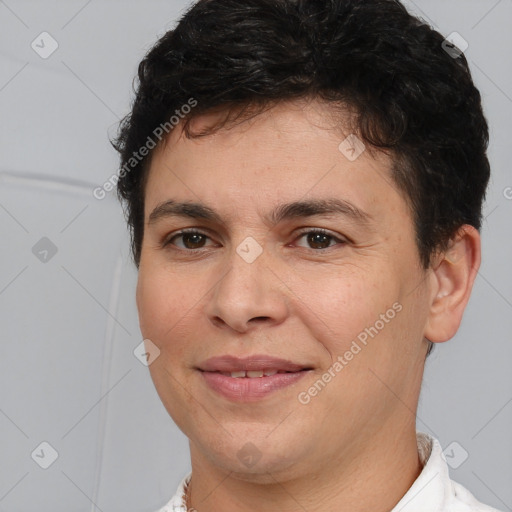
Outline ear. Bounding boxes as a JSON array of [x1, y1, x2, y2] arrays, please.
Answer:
[[424, 225, 481, 344]]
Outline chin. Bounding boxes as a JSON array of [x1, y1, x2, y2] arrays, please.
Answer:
[[192, 431, 311, 481]]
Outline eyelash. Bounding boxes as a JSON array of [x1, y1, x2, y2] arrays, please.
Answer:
[[164, 228, 347, 252]]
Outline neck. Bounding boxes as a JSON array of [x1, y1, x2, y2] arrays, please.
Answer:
[[186, 425, 423, 512]]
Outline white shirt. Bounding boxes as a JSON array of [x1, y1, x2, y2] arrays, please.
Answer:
[[155, 432, 503, 512]]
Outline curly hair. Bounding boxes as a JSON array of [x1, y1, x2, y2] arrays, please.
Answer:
[[112, 0, 491, 356]]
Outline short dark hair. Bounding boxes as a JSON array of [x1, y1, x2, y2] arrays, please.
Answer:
[[113, 0, 491, 356]]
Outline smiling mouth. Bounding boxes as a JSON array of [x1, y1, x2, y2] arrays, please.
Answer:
[[197, 354, 314, 401]]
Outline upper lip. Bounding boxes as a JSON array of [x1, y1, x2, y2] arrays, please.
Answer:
[[198, 355, 312, 373]]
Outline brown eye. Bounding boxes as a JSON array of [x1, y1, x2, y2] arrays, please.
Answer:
[[306, 232, 333, 249], [167, 231, 212, 250], [181, 233, 207, 249], [294, 230, 345, 250]]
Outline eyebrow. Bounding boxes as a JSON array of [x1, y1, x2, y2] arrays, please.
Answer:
[[148, 198, 373, 227]]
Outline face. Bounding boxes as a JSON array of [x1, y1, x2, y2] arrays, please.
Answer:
[[136, 99, 433, 482]]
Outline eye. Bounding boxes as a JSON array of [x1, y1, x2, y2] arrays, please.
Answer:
[[294, 229, 346, 250], [165, 230, 215, 250]]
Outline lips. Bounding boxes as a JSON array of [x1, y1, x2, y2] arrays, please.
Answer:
[[197, 354, 311, 373], [197, 355, 313, 401]]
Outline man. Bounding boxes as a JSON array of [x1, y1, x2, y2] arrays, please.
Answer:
[[113, 0, 501, 510]]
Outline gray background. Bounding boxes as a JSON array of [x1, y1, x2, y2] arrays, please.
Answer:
[[0, 1, 511, 511]]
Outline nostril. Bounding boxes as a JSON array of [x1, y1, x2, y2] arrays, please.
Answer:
[[249, 316, 271, 323], [211, 316, 227, 328]]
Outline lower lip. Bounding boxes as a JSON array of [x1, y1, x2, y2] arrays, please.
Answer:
[[200, 371, 310, 402]]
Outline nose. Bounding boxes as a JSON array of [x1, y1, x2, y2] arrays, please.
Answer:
[[205, 245, 289, 333]]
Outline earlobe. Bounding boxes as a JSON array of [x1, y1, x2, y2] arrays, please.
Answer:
[[423, 225, 481, 343]]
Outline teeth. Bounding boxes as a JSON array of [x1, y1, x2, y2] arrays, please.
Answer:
[[222, 370, 282, 378], [246, 370, 264, 378]]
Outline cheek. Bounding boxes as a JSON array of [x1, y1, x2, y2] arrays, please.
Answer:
[[136, 263, 221, 365], [136, 271, 165, 339], [288, 263, 401, 353], [136, 268, 197, 341]]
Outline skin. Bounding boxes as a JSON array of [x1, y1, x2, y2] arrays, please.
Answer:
[[136, 98, 481, 512]]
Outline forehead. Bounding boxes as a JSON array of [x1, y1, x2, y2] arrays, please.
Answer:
[[143, 99, 407, 226]]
